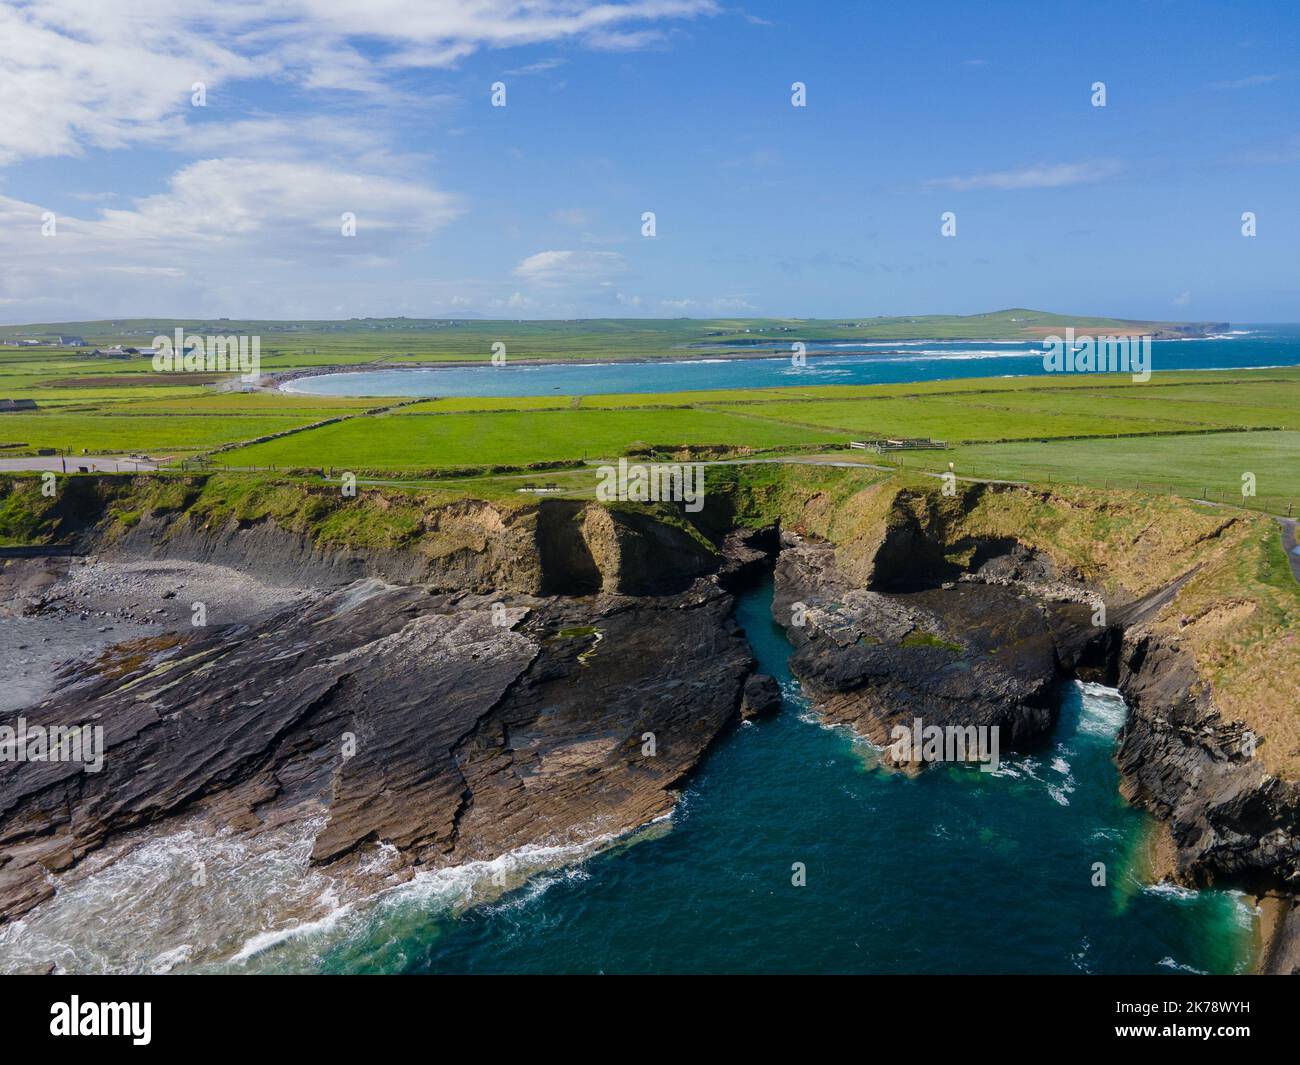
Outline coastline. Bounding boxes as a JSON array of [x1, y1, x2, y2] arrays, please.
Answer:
[[264, 334, 1276, 395], [266, 344, 1018, 390], [1, 470, 1292, 974]]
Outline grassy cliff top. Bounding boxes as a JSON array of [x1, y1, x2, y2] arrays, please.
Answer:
[[711, 464, 1299, 778], [3, 465, 1296, 776]]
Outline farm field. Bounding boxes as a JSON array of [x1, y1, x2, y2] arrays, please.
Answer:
[[892, 430, 1300, 514], [396, 395, 579, 413], [915, 385, 1300, 431], [0, 412, 342, 454], [703, 396, 1188, 441], [219, 408, 837, 470], [101, 393, 385, 415], [1, 350, 1296, 514]]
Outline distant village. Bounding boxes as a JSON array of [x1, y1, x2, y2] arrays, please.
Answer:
[[0, 336, 164, 359], [1, 335, 86, 347]]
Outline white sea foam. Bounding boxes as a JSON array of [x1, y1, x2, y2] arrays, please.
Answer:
[[826, 339, 1031, 348], [1158, 956, 1208, 974], [1076, 681, 1128, 738], [229, 899, 357, 965], [1143, 881, 1199, 901], [0, 817, 341, 975], [1227, 891, 1261, 929], [146, 944, 194, 974], [814, 349, 1037, 363], [0, 801, 646, 976]]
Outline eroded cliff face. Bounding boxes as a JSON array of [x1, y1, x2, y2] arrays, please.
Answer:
[[0, 575, 756, 927], [0, 474, 750, 933], [771, 533, 1072, 761], [0, 474, 719, 597], [1116, 632, 1300, 889], [2, 470, 1297, 967], [761, 476, 1300, 934]]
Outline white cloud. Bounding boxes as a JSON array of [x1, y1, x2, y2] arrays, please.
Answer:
[[0, 2, 264, 165], [1173, 290, 1192, 306], [0, 2, 721, 319], [0, 0, 719, 164], [513, 249, 627, 287], [0, 159, 462, 317], [97, 157, 461, 244], [505, 58, 567, 77], [585, 28, 668, 51], [928, 160, 1124, 191], [657, 296, 754, 314], [551, 208, 593, 227]]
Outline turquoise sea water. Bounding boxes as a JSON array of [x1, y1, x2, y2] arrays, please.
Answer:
[[240, 329, 1287, 972], [0, 335, 1282, 976], [305, 578, 1254, 975], [286, 327, 1300, 398]]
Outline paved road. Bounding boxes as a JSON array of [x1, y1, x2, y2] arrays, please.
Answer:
[[0, 455, 161, 473], [1280, 519, 1300, 584]]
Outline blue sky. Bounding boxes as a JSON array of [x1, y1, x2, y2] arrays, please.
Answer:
[[1, 0, 1297, 323]]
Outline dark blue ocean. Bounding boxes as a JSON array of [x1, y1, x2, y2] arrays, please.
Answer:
[[286, 326, 1299, 398], [9, 331, 1272, 975], [257, 329, 1288, 974], [270, 579, 1252, 975]]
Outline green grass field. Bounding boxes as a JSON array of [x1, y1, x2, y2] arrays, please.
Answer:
[[1, 320, 1295, 514], [0, 412, 341, 454], [892, 430, 1299, 514], [703, 396, 1188, 440], [220, 408, 837, 469]]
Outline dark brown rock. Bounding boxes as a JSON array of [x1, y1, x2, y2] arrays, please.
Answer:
[[0, 575, 754, 924], [771, 534, 1061, 754], [740, 673, 782, 719], [1116, 631, 1300, 889]]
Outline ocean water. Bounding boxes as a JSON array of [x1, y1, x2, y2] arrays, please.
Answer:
[[0, 580, 1254, 974], [7, 330, 1279, 974], [258, 578, 1250, 975], [285, 326, 1299, 398]]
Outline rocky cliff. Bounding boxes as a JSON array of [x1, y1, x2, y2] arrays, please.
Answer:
[[0, 474, 766, 931], [726, 468, 1299, 967], [0, 577, 754, 925], [0, 473, 720, 596], [2, 468, 1296, 968]]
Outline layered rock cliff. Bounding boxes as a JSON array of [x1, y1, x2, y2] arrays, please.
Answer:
[[0, 474, 763, 930], [2, 468, 1297, 969], [0, 577, 754, 925], [707, 467, 1298, 967]]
